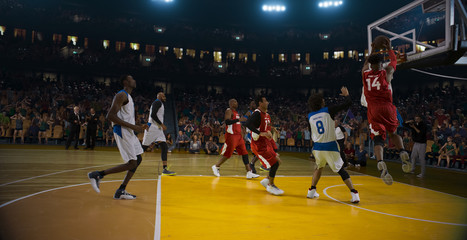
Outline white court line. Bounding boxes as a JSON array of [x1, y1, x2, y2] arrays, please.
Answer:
[[0, 157, 194, 187], [154, 175, 161, 240], [322, 184, 467, 227], [0, 179, 157, 209]]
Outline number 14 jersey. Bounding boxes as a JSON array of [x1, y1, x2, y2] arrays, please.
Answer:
[[362, 69, 393, 105]]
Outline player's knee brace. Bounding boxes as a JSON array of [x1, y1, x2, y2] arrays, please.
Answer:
[[130, 155, 143, 173], [374, 135, 385, 147], [160, 142, 168, 161], [242, 154, 249, 165], [337, 167, 350, 181]]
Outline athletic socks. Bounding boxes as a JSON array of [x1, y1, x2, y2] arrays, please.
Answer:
[[163, 165, 167, 169], [119, 184, 126, 190], [351, 189, 358, 193], [309, 186, 316, 190], [98, 171, 106, 177]]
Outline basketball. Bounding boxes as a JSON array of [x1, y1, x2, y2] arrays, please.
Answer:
[[372, 35, 390, 50]]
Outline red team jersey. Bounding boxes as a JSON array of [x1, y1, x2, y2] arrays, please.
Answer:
[[226, 109, 242, 135], [362, 69, 398, 140], [221, 109, 248, 158], [251, 109, 278, 168], [362, 69, 393, 105]]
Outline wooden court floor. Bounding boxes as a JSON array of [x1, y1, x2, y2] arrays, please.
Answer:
[[0, 145, 466, 240]]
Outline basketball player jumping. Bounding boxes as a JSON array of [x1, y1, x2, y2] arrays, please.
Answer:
[[306, 87, 360, 203], [211, 99, 259, 179], [362, 40, 411, 185], [245, 96, 284, 195], [142, 92, 176, 176], [88, 75, 148, 200]]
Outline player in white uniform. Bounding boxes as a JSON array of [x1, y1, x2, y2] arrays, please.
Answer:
[[87, 75, 147, 200], [142, 92, 176, 176], [306, 87, 360, 203]]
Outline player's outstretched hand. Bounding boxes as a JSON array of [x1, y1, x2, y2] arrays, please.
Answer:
[[340, 87, 349, 97]]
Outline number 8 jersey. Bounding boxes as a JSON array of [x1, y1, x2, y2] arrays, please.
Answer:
[[362, 69, 393, 105], [308, 107, 337, 143]]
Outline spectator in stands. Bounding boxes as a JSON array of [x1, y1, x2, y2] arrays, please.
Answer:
[[354, 144, 368, 167], [303, 127, 311, 152], [85, 107, 99, 150], [175, 130, 190, 151], [437, 136, 457, 167], [202, 123, 212, 143], [38, 114, 52, 144], [166, 133, 174, 153], [65, 106, 81, 150], [204, 136, 219, 155], [279, 128, 286, 150], [403, 115, 427, 178], [343, 142, 355, 167], [0, 111, 10, 136], [189, 134, 201, 154], [11, 110, 25, 144], [452, 139, 465, 169], [106, 127, 114, 146]]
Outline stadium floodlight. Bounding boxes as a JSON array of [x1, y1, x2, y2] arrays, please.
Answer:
[[318, 1, 343, 8], [262, 4, 286, 12]]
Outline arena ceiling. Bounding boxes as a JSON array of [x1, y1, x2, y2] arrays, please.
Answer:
[[36, 0, 409, 30]]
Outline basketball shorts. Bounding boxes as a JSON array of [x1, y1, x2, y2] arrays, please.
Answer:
[[142, 122, 166, 146], [367, 103, 398, 140], [113, 125, 144, 163], [312, 141, 343, 172], [252, 140, 278, 169], [220, 134, 248, 158]]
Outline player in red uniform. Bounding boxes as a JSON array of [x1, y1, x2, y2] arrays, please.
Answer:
[[245, 96, 284, 195], [211, 99, 259, 179], [362, 40, 411, 185]]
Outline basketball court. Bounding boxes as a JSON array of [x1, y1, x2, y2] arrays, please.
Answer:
[[0, 145, 466, 240]]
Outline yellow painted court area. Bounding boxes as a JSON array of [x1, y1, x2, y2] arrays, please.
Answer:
[[161, 176, 467, 240]]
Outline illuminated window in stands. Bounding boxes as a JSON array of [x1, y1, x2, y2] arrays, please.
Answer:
[[53, 34, 62, 44], [279, 54, 286, 63], [305, 53, 310, 64], [146, 45, 155, 55], [14, 28, 26, 40], [323, 52, 329, 60], [333, 51, 344, 59], [186, 49, 196, 58], [214, 51, 222, 63], [239, 53, 248, 63], [0, 26, 5, 36], [130, 43, 140, 51], [200, 50, 209, 59], [227, 52, 235, 61], [174, 48, 183, 59], [292, 53, 301, 63], [84, 38, 88, 49], [252, 53, 257, 62], [102, 40, 110, 49], [348, 50, 358, 59], [67, 36, 78, 46], [116, 41, 126, 52], [159, 46, 168, 55]]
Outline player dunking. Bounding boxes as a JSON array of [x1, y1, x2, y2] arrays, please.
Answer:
[[306, 87, 359, 203], [211, 99, 259, 179], [142, 92, 176, 176], [362, 40, 411, 185], [245, 96, 284, 195], [88, 75, 148, 199]]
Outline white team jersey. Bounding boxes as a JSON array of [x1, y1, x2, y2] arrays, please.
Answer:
[[114, 90, 135, 129], [308, 107, 336, 143], [148, 99, 164, 125]]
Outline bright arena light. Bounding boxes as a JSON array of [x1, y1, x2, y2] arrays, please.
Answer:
[[318, 1, 343, 8], [262, 4, 286, 12]]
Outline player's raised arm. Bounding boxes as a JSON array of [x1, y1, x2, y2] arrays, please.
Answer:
[[328, 87, 352, 119], [383, 41, 397, 83]]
